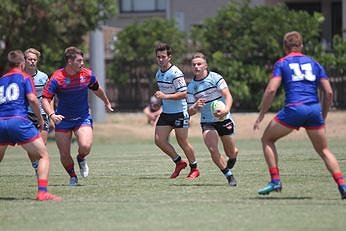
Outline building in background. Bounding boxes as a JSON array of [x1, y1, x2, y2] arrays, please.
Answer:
[[107, 0, 344, 47], [101, 0, 345, 111]]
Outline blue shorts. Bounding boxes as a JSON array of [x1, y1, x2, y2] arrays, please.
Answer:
[[55, 114, 93, 132], [0, 117, 40, 146], [275, 103, 324, 130]]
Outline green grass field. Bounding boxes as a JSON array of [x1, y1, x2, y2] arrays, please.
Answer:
[[1, 134, 345, 231]]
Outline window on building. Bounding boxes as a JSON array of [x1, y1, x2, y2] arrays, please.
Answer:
[[120, 0, 166, 13]]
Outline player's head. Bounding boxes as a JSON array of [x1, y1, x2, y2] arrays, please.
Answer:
[[64, 46, 84, 73], [283, 31, 303, 53], [7, 50, 25, 70], [155, 43, 172, 70], [191, 52, 208, 78], [24, 48, 41, 71]]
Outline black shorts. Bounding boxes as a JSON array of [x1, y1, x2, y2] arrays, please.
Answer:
[[201, 118, 235, 136], [156, 112, 190, 128], [28, 113, 50, 131]]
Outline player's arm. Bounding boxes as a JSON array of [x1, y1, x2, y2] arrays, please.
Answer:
[[27, 93, 44, 130], [319, 79, 333, 119], [41, 97, 63, 124], [143, 106, 156, 121], [155, 90, 186, 100], [90, 83, 114, 112], [188, 98, 205, 116], [254, 77, 281, 130]]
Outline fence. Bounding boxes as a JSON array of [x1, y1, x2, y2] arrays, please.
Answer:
[[105, 76, 346, 112], [330, 76, 346, 109]]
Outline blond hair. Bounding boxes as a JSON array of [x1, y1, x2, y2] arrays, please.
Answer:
[[24, 48, 41, 59], [283, 31, 303, 53], [192, 52, 207, 62]]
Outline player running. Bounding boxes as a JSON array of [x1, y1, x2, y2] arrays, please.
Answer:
[[42, 46, 113, 186], [254, 31, 346, 199], [24, 48, 53, 174], [187, 52, 238, 186], [154, 43, 200, 179], [0, 50, 61, 201]]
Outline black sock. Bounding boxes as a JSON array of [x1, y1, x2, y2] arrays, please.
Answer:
[[221, 168, 229, 175], [173, 155, 182, 163], [189, 162, 197, 169]]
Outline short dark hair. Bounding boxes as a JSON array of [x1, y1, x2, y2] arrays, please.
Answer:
[[155, 43, 172, 56], [64, 46, 83, 63], [7, 50, 25, 68]]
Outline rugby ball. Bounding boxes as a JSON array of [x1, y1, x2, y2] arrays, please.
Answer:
[[210, 100, 226, 120]]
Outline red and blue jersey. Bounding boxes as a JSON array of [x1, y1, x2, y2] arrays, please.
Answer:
[[0, 68, 36, 118], [272, 52, 328, 105], [42, 67, 97, 119]]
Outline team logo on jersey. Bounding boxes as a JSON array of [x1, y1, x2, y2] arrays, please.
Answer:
[[80, 76, 86, 83], [176, 78, 185, 86], [64, 78, 71, 85]]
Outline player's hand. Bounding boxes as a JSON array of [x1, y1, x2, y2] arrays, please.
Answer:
[[194, 98, 205, 110], [213, 109, 228, 120], [51, 113, 65, 125], [154, 91, 165, 99], [253, 114, 264, 130], [37, 118, 44, 132], [105, 103, 114, 112]]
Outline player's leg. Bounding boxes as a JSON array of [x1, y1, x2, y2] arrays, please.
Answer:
[[40, 130, 49, 144], [221, 135, 238, 169], [203, 129, 224, 169], [23, 138, 49, 179], [29, 125, 49, 174], [306, 128, 346, 199], [258, 119, 293, 194], [175, 127, 199, 179], [27, 113, 47, 172], [74, 126, 93, 178], [55, 131, 77, 185], [203, 129, 236, 186], [0, 145, 8, 162], [218, 119, 238, 169], [155, 125, 176, 158], [155, 125, 187, 178], [22, 138, 61, 201]]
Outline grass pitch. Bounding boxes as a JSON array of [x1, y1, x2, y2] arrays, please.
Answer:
[[0, 133, 345, 231]]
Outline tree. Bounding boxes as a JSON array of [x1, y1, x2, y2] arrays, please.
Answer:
[[191, 1, 324, 111], [316, 35, 346, 77], [108, 17, 185, 109], [0, 0, 116, 75]]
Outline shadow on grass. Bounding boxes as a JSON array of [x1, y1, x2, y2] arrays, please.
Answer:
[[170, 183, 226, 187], [251, 196, 313, 200], [29, 183, 86, 187], [0, 197, 34, 201], [138, 176, 171, 180]]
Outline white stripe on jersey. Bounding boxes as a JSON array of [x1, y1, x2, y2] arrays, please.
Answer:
[[187, 71, 231, 123], [155, 65, 187, 113], [28, 70, 49, 114]]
